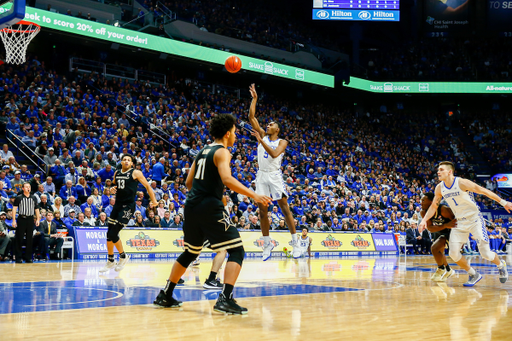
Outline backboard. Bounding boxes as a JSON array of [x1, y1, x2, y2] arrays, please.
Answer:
[[0, 0, 26, 29]]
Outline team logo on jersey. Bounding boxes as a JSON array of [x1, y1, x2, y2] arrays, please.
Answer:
[[126, 232, 160, 251], [254, 237, 279, 248], [351, 235, 371, 249], [173, 235, 185, 249], [321, 235, 342, 250]]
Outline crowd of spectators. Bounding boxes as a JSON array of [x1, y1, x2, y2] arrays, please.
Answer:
[[0, 56, 511, 261]]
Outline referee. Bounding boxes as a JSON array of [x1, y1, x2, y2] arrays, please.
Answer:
[[12, 182, 40, 263]]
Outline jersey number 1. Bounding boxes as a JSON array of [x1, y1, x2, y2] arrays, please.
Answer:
[[195, 159, 206, 180], [451, 198, 458, 206]]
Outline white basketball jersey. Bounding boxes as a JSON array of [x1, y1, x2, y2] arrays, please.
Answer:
[[299, 236, 311, 250], [441, 177, 480, 223], [257, 136, 283, 172]]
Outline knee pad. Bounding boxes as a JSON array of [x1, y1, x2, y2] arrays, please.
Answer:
[[478, 242, 495, 261], [227, 246, 245, 266], [107, 223, 123, 244], [177, 250, 198, 268], [449, 243, 463, 262]]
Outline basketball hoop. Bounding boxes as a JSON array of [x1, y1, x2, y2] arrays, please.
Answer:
[[0, 20, 40, 65]]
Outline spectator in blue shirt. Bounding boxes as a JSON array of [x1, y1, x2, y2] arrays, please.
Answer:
[[59, 180, 78, 202], [152, 157, 166, 185], [97, 164, 115, 183], [104, 197, 115, 217]]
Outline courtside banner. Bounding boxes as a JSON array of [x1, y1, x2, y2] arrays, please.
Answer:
[[3, 5, 333, 87], [74, 228, 393, 255]]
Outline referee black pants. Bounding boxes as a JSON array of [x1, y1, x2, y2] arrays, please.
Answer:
[[15, 217, 34, 261]]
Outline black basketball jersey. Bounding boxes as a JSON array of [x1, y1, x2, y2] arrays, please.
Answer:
[[431, 203, 452, 228], [114, 168, 139, 206], [186, 144, 224, 207]]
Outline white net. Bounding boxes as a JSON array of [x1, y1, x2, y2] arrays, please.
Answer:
[[0, 21, 40, 65]]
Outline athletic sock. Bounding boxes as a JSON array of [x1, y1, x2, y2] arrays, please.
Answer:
[[445, 264, 451, 271], [291, 234, 298, 244], [108, 254, 115, 262], [120, 252, 126, 259], [438, 265, 445, 270], [497, 260, 504, 269], [263, 236, 271, 245], [222, 283, 234, 298], [208, 271, 217, 281], [468, 267, 476, 276], [164, 280, 177, 295]]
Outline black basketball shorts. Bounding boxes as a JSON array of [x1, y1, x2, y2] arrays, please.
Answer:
[[432, 228, 451, 243], [108, 203, 136, 226], [183, 197, 242, 255]]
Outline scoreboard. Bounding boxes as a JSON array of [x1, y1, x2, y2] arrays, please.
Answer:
[[313, 0, 400, 21]]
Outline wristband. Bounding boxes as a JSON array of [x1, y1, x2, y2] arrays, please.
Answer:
[[499, 199, 508, 207]]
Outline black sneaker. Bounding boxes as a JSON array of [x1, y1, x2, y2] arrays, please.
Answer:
[[203, 278, 223, 290], [178, 278, 185, 284], [213, 293, 248, 315], [153, 290, 183, 308]]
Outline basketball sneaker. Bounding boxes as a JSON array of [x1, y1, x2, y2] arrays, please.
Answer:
[[440, 268, 455, 282], [192, 258, 200, 267], [463, 271, 483, 287], [178, 278, 185, 284], [213, 293, 248, 315], [203, 278, 223, 290], [262, 242, 274, 261], [153, 290, 183, 308], [99, 260, 116, 274], [115, 254, 130, 272], [291, 241, 302, 259], [431, 268, 446, 282], [499, 260, 508, 284]]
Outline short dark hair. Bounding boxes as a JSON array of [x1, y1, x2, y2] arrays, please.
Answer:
[[210, 114, 236, 139], [438, 161, 455, 172], [122, 154, 136, 165], [302, 227, 309, 232], [423, 192, 435, 202]]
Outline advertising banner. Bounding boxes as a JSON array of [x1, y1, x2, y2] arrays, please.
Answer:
[[491, 174, 512, 188], [481, 210, 512, 223], [0, 5, 334, 87], [487, 0, 512, 35], [423, 0, 470, 34], [346, 77, 512, 94], [74, 228, 394, 255]]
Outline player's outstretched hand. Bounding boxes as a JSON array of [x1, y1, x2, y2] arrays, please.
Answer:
[[504, 202, 512, 213], [149, 200, 158, 209], [445, 219, 458, 229], [418, 220, 427, 233], [254, 194, 272, 206], [250, 129, 263, 142], [110, 186, 117, 194], [249, 83, 257, 99]]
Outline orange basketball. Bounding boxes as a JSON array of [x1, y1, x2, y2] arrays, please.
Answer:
[[225, 56, 242, 73]]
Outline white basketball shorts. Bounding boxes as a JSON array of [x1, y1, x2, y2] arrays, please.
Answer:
[[255, 170, 288, 200], [449, 214, 490, 245]]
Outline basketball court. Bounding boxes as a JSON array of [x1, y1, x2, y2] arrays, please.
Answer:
[[1, 255, 511, 340]]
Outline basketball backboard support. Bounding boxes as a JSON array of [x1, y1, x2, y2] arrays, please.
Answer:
[[0, 0, 26, 29]]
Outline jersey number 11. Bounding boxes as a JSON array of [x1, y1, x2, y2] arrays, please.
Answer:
[[195, 159, 206, 180]]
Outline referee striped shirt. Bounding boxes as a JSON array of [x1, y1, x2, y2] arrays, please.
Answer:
[[13, 194, 38, 216]]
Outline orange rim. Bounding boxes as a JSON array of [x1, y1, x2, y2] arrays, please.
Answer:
[[0, 20, 41, 34]]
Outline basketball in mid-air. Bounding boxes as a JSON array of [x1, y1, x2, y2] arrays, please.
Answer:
[[225, 56, 242, 73]]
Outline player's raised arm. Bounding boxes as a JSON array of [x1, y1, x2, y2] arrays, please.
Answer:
[[215, 147, 271, 206], [248, 84, 266, 138], [251, 129, 288, 159], [459, 178, 512, 213], [133, 170, 158, 207], [419, 184, 443, 232]]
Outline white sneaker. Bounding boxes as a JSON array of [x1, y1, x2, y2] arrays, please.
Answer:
[[431, 268, 446, 282], [192, 258, 200, 267], [115, 254, 130, 272], [262, 242, 274, 261], [291, 241, 302, 259], [440, 268, 455, 282], [99, 260, 116, 274]]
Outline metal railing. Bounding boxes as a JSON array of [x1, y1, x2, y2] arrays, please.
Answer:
[[6, 133, 46, 174]]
